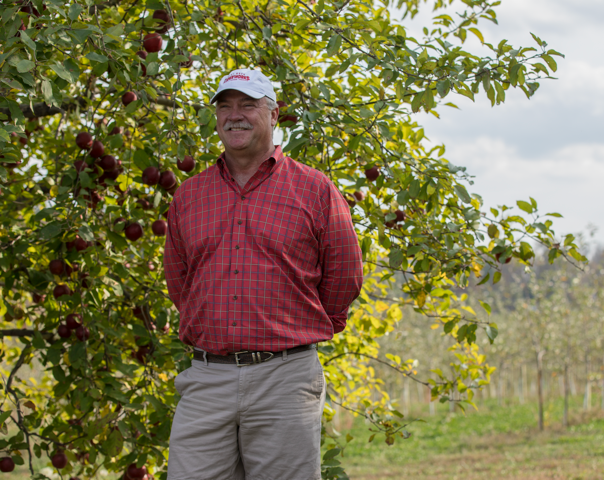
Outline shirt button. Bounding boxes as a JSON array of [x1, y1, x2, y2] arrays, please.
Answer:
[[232, 322, 237, 326], [234, 270, 239, 274], [237, 220, 242, 225], [233, 295, 238, 300], [241, 195, 245, 200], [235, 245, 240, 250]]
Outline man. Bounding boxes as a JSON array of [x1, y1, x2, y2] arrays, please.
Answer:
[[164, 68, 363, 480]]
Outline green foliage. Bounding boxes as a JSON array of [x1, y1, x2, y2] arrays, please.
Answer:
[[0, 0, 583, 477]]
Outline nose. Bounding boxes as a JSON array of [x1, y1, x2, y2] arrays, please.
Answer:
[[226, 105, 245, 120]]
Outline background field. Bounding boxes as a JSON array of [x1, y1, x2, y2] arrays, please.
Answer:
[[337, 396, 604, 480]]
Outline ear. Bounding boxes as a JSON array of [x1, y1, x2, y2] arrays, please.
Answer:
[[270, 104, 279, 127]]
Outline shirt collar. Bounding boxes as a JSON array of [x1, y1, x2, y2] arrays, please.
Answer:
[[216, 145, 284, 175]]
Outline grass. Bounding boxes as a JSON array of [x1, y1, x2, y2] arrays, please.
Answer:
[[6, 396, 604, 479], [336, 395, 604, 479]]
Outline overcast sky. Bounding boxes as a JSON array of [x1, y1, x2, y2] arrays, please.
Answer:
[[398, 0, 604, 249]]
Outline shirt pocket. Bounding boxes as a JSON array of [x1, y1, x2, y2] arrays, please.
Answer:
[[251, 200, 319, 270]]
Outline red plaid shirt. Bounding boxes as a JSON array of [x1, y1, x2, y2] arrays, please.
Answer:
[[163, 146, 363, 355]]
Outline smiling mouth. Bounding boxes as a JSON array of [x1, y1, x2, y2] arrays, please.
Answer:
[[228, 127, 250, 131]]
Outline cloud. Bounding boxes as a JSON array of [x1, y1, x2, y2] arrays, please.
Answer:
[[443, 137, 604, 242]]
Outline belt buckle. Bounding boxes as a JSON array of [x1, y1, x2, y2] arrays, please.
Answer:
[[234, 351, 274, 367]]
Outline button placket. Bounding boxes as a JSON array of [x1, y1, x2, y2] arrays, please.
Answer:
[[230, 191, 245, 335]]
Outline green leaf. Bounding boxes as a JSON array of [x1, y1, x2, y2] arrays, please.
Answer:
[[388, 248, 404, 269], [479, 300, 491, 315], [41, 79, 59, 107], [86, 52, 109, 63], [469, 28, 484, 44], [107, 231, 129, 251], [15, 59, 35, 73], [486, 324, 498, 344], [326, 34, 342, 57], [78, 223, 95, 242], [133, 149, 151, 170], [493, 271, 502, 284], [516, 200, 533, 213], [40, 221, 62, 240], [19, 31, 36, 52], [146, 62, 159, 76], [68, 28, 95, 45], [454, 184, 471, 204], [28, 269, 51, 290], [68, 2, 84, 20], [545, 212, 563, 218], [0, 410, 12, 427]]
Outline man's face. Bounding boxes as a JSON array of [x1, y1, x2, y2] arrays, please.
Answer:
[[215, 90, 278, 155]]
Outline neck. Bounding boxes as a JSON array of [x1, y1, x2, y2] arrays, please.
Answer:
[[223, 144, 276, 178]]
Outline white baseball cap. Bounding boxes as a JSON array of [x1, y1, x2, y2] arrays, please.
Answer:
[[210, 69, 277, 104]]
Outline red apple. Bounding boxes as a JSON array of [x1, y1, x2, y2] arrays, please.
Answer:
[[98, 154, 117, 171], [153, 9, 171, 34], [395, 210, 406, 222], [0, 457, 15, 473], [51, 452, 68, 469], [90, 140, 104, 158], [74, 160, 88, 173], [53, 284, 72, 299], [132, 306, 145, 320], [75, 132, 93, 150], [127, 463, 148, 479], [134, 346, 150, 364], [58, 324, 71, 339], [495, 252, 512, 264], [142, 166, 160, 185], [353, 190, 365, 201], [143, 33, 163, 53], [345, 196, 356, 207], [80, 273, 91, 289], [49, 259, 65, 275], [32, 292, 46, 304], [122, 91, 138, 106], [167, 182, 179, 196], [385, 220, 396, 228], [66, 313, 82, 329], [180, 53, 193, 68], [279, 114, 298, 125], [364, 166, 380, 181], [109, 126, 123, 135], [159, 170, 177, 189], [177, 155, 195, 172], [74, 236, 89, 251], [152, 220, 167, 236], [136, 198, 151, 210], [75, 326, 90, 341], [135, 50, 148, 60], [125, 222, 143, 241]]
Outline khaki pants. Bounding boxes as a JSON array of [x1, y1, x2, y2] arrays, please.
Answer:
[[168, 348, 326, 480]]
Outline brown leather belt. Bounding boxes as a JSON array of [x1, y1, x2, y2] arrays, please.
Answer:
[[193, 344, 316, 367]]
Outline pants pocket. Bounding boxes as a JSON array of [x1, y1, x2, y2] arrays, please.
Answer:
[[312, 354, 325, 398], [174, 368, 190, 396]]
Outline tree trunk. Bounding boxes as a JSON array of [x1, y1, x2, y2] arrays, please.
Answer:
[[497, 361, 504, 406], [583, 353, 591, 411], [537, 351, 545, 431], [522, 363, 528, 403], [403, 379, 410, 417], [601, 354, 604, 412], [563, 362, 570, 427]]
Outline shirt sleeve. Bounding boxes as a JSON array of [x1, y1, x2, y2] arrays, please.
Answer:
[[163, 198, 188, 312], [317, 182, 364, 333]]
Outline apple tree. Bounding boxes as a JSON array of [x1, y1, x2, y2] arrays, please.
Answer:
[[0, 0, 586, 477]]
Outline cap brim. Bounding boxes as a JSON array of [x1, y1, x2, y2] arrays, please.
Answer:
[[210, 86, 266, 104]]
